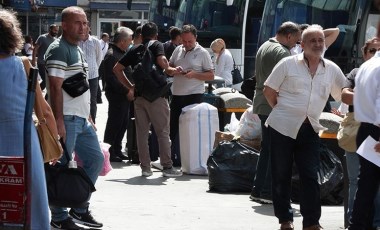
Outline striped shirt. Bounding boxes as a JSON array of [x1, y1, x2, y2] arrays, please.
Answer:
[[45, 37, 90, 119], [79, 35, 103, 80]]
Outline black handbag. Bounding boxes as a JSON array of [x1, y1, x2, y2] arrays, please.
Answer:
[[62, 51, 89, 98], [231, 58, 243, 85], [44, 140, 96, 208]]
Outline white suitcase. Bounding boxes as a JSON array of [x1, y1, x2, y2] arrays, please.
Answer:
[[179, 103, 219, 175]]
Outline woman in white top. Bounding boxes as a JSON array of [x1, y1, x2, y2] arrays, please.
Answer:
[[23, 35, 34, 59], [210, 38, 234, 86]]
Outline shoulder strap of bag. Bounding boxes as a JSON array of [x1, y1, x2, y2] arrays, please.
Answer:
[[21, 57, 60, 142], [20, 56, 44, 121]]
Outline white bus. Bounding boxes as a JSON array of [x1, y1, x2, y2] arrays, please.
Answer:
[[149, 0, 380, 78]]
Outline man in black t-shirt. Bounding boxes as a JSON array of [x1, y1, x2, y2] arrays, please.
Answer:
[[163, 26, 182, 60], [113, 22, 182, 177]]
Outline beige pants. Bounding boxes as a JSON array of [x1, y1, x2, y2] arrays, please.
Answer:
[[134, 96, 173, 170]]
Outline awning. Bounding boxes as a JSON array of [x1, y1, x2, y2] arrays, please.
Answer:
[[41, 0, 77, 7], [8, 0, 31, 11], [89, 2, 149, 11]]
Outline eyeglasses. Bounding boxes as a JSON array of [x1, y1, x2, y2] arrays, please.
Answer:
[[368, 48, 380, 54]]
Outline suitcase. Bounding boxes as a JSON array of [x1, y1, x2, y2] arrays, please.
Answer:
[[179, 103, 219, 175], [0, 67, 38, 229]]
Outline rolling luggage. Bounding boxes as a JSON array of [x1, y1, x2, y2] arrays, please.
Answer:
[[179, 103, 219, 175]]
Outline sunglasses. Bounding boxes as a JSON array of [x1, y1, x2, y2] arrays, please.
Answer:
[[368, 48, 380, 54]]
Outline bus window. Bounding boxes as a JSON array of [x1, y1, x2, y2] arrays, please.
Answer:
[[259, 0, 359, 73]]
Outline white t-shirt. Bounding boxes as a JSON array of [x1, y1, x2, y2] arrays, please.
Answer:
[[170, 43, 214, 95]]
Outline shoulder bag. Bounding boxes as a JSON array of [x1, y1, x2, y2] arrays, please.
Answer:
[[62, 50, 90, 98], [21, 57, 63, 163], [231, 58, 243, 85], [337, 112, 360, 152], [45, 140, 96, 208]]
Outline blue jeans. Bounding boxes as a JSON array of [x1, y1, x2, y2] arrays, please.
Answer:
[[50, 115, 104, 222], [252, 114, 271, 197], [269, 123, 321, 228], [346, 152, 380, 227]]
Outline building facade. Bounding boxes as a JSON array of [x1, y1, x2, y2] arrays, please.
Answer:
[[3, 0, 149, 40]]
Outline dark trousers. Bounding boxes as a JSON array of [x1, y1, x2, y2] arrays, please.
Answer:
[[170, 94, 203, 166], [269, 123, 321, 228], [104, 91, 130, 156], [37, 63, 47, 90], [252, 114, 271, 197], [89, 78, 99, 123], [349, 122, 380, 230]]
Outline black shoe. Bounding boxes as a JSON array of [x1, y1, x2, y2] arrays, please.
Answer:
[[249, 189, 261, 202], [51, 217, 84, 229], [115, 152, 129, 160], [110, 155, 123, 162], [69, 209, 103, 228]]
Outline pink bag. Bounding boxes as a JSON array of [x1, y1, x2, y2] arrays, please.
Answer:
[[74, 142, 113, 176]]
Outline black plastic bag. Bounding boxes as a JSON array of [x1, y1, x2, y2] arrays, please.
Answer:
[[207, 140, 259, 192], [291, 143, 344, 205]]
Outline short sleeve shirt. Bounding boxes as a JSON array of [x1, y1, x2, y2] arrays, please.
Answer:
[[35, 34, 57, 64], [253, 38, 291, 115], [169, 43, 214, 95], [119, 40, 165, 70], [264, 54, 347, 139], [45, 37, 90, 119]]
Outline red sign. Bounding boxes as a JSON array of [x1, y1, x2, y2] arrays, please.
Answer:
[[0, 157, 25, 224]]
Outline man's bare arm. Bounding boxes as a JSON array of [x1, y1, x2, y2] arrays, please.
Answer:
[[113, 62, 134, 90], [341, 88, 354, 105], [49, 76, 66, 140], [263, 86, 278, 108], [31, 44, 40, 66]]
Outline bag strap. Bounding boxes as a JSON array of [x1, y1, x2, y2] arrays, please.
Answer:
[[59, 139, 72, 165], [77, 48, 86, 73], [21, 56, 60, 145], [20, 57, 44, 122]]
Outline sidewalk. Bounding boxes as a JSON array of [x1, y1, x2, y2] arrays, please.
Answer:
[[88, 92, 346, 230]]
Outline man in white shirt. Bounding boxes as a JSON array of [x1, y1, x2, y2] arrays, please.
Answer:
[[99, 33, 109, 58], [79, 26, 103, 123], [263, 25, 347, 230], [348, 29, 380, 229]]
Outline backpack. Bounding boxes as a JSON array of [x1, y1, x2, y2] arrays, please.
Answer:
[[131, 42, 171, 102]]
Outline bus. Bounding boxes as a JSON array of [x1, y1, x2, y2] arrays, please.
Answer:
[[149, 0, 266, 79], [149, 0, 380, 79], [258, 0, 380, 74]]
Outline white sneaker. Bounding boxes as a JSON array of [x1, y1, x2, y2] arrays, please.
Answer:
[[142, 169, 153, 177], [162, 167, 182, 177]]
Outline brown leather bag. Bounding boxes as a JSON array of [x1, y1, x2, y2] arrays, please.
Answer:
[[21, 57, 63, 162]]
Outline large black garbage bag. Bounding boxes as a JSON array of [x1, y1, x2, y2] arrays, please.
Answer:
[[291, 143, 344, 205], [207, 140, 259, 192]]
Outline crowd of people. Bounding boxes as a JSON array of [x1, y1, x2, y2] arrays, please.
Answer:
[[1, 4, 380, 230]]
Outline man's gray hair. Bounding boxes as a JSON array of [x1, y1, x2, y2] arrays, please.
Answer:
[[301, 24, 324, 41], [113, 27, 134, 43]]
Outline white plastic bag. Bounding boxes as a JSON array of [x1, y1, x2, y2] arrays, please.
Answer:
[[235, 107, 261, 139], [225, 112, 239, 133]]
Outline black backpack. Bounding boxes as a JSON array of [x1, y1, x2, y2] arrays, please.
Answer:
[[131, 43, 171, 102]]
